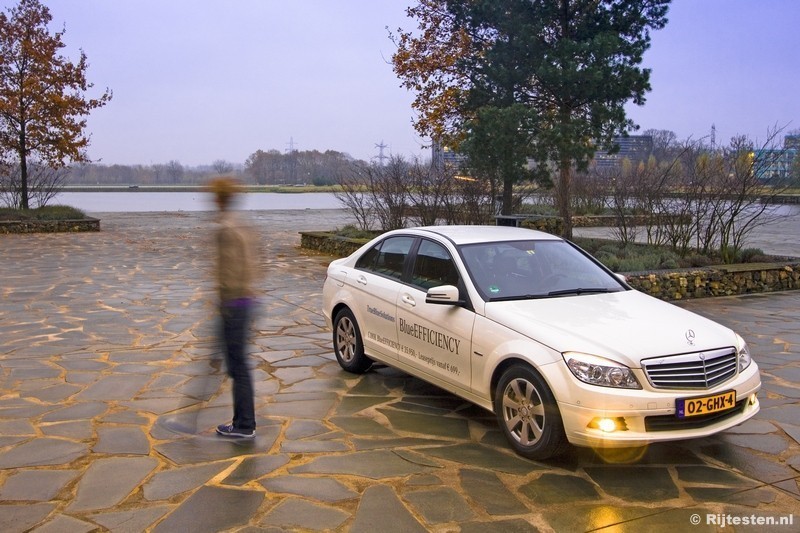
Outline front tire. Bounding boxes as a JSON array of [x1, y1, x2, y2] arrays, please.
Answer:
[[494, 364, 568, 460], [332, 308, 372, 373]]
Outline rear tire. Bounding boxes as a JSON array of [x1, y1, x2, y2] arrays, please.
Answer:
[[332, 308, 372, 373], [494, 364, 569, 460]]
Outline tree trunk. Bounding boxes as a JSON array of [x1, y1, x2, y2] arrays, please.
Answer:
[[556, 161, 573, 239], [19, 148, 29, 210], [501, 176, 514, 215]]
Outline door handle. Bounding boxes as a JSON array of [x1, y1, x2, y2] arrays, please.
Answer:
[[357, 275, 367, 285], [401, 294, 416, 307]]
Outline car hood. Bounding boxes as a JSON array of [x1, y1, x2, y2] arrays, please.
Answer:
[[484, 290, 736, 367]]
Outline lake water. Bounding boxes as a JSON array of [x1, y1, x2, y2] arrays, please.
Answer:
[[50, 190, 799, 256], [53, 191, 343, 213]]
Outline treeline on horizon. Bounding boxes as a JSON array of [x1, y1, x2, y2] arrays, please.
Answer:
[[65, 148, 374, 187]]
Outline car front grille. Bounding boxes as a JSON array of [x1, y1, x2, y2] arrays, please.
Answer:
[[641, 348, 738, 390]]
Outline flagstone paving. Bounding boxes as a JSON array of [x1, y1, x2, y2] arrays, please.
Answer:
[[1, 209, 799, 532]]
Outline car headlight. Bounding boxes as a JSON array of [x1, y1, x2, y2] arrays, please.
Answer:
[[736, 334, 752, 371], [564, 352, 642, 389]]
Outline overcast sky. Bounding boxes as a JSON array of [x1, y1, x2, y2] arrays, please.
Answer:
[[7, 0, 799, 167]]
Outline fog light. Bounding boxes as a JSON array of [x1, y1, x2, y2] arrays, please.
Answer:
[[597, 418, 617, 432], [749, 394, 757, 406], [588, 417, 628, 433]]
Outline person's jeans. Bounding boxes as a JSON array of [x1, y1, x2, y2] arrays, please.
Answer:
[[221, 303, 255, 431]]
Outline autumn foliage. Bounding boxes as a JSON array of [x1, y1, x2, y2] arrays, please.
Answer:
[[0, 0, 111, 209]]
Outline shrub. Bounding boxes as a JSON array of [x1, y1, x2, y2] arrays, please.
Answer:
[[738, 248, 766, 263], [333, 224, 378, 240], [0, 205, 86, 221]]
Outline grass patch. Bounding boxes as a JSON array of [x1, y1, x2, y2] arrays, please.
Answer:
[[0, 205, 87, 221]]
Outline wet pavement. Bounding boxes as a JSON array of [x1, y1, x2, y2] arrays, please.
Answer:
[[1, 209, 799, 532]]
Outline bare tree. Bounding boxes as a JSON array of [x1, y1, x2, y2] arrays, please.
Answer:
[[212, 159, 234, 175], [369, 156, 410, 231], [334, 163, 375, 231], [715, 130, 790, 262], [642, 128, 680, 162], [572, 169, 608, 216], [602, 162, 639, 245], [165, 160, 184, 184], [406, 158, 453, 226], [0, 161, 66, 208], [442, 173, 494, 225]]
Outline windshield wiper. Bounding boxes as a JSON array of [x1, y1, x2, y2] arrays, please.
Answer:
[[486, 294, 548, 302], [487, 287, 620, 302], [546, 287, 617, 297]]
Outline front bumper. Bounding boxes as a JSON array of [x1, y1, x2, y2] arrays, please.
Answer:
[[553, 362, 761, 449]]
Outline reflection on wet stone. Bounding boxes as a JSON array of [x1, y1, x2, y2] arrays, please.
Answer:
[[0, 438, 87, 468], [260, 497, 350, 530], [222, 455, 290, 486], [260, 475, 358, 501], [585, 467, 678, 502], [459, 468, 529, 515], [90, 507, 171, 533], [405, 486, 474, 524], [0, 470, 79, 501], [143, 462, 233, 500], [460, 518, 540, 533], [292, 450, 433, 479], [69, 457, 158, 511], [377, 408, 471, 439], [519, 473, 600, 504], [350, 484, 427, 533], [152, 486, 263, 533]]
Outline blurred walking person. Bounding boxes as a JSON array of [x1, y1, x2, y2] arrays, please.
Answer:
[[208, 177, 260, 438]]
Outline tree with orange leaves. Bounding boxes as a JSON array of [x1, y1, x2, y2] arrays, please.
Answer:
[[0, 0, 111, 209], [392, 0, 670, 238]]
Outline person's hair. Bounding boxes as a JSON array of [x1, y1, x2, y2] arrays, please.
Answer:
[[207, 177, 241, 210]]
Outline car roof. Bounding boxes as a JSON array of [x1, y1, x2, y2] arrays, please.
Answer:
[[393, 225, 563, 246]]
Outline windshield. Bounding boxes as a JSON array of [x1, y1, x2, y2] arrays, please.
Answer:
[[459, 240, 626, 301]]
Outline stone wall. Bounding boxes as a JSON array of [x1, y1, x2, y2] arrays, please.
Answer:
[[300, 230, 800, 301], [624, 263, 800, 301], [0, 218, 100, 234]]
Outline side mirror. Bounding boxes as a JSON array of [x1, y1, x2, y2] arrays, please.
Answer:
[[425, 285, 464, 306], [614, 273, 627, 283]]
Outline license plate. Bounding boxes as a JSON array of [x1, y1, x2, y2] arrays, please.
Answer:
[[676, 390, 736, 418]]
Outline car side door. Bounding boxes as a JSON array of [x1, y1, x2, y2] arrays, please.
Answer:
[[396, 238, 474, 392], [350, 235, 414, 361]]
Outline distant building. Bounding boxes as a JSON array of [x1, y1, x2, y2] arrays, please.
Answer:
[[593, 135, 653, 169], [755, 149, 797, 182], [753, 134, 799, 183], [432, 139, 468, 168]]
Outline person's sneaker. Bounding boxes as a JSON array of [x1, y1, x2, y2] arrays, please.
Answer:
[[215, 423, 255, 438]]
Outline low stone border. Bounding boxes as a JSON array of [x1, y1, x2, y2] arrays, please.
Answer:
[[300, 231, 800, 301], [0, 217, 100, 234], [624, 263, 799, 300]]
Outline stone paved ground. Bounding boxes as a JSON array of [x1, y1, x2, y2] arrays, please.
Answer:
[[1, 210, 799, 532]]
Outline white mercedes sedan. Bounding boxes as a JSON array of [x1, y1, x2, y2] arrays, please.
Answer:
[[322, 225, 761, 460]]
